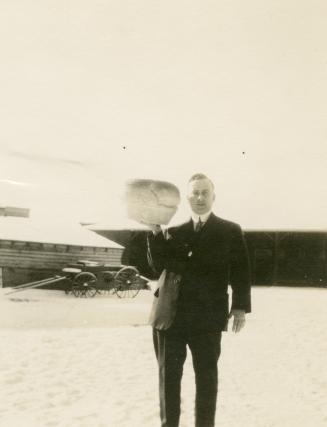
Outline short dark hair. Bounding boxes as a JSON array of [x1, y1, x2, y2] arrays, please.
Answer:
[[188, 173, 215, 189]]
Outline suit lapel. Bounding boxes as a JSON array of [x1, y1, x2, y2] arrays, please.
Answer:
[[196, 212, 217, 240], [171, 214, 223, 250], [191, 213, 227, 252], [174, 218, 194, 235]]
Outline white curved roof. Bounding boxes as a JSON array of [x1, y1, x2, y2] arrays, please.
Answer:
[[0, 217, 122, 248]]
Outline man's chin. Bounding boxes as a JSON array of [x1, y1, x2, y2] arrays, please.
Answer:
[[193, 207, 209, 215]]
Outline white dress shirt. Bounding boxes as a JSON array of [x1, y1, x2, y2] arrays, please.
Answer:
[[191, 211, 212, 230]]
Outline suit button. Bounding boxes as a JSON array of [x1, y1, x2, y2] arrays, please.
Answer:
[[174, 277, 180, 285]]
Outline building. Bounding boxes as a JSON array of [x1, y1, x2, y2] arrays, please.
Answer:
[[88, 223, 327, 287], [0, 217, 123, 288], [246, 229, 327, 286]]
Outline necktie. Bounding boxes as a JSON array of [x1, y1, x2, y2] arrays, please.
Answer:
[[195, 218, 203, 232]]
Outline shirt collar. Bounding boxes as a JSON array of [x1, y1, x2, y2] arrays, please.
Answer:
[[191, 210, 212, 225]]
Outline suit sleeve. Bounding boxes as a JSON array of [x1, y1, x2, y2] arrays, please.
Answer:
[[147, 230, 188, 275], [229, 224, 252, 313], [146, 231, 166, 275], [122, 231, 159, 280]]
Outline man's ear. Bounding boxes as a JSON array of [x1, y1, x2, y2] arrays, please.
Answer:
[[213, 192, 216, 202]]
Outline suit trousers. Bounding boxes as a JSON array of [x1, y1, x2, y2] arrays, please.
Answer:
[[152, 319, 222, 427]]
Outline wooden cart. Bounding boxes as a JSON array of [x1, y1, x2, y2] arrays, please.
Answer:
[[6, 260, 149, 298]]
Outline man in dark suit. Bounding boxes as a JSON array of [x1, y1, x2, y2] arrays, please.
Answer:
[[137, 173, 251, 427]]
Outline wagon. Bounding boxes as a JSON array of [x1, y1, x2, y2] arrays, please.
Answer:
[[63, 260, 149, 298], [6, 260, 149, 298]]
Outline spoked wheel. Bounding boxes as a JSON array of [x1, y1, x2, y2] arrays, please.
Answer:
[[107, 287, 118, 296], [85, 286, 97, 298], [102, 271, 117, 296], [72, 286, 82, 297], [114, 266, 140, 298], [72, 272, 97, 298]]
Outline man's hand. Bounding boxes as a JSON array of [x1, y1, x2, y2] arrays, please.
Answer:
[[141, 222, 162, 235], [228, 309, 246, 333]]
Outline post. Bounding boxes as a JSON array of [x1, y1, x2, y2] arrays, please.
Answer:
[[272, 232, 279, 285]]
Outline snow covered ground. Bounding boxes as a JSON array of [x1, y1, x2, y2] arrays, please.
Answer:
[[0, 286, 327, 427]]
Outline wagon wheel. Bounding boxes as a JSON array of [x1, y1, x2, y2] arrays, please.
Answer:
[[73, 272, 97, 298], [105, 286, 117, 296], [72, 286, 82, 297], [85, 286, 97, 298], [102, 271, 117, 295], [114, 266, 140, 298]]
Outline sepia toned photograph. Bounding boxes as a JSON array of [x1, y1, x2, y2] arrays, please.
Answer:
[[1, 1, 326, 426]]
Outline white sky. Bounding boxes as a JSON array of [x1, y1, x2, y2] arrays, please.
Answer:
[[1, 1, 326, 229]]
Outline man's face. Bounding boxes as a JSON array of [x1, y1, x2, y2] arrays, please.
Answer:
[[187, 178, 215, 215]]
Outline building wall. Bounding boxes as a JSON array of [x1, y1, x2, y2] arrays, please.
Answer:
[[245, 231, 327, 286], [0, 239, 123, 287]]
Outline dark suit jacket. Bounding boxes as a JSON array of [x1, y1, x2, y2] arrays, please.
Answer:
[[122, 231, 159, 280], [147, 213, 251, 332]]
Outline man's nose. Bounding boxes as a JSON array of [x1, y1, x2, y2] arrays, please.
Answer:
[[197, 194, 204, 201]]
